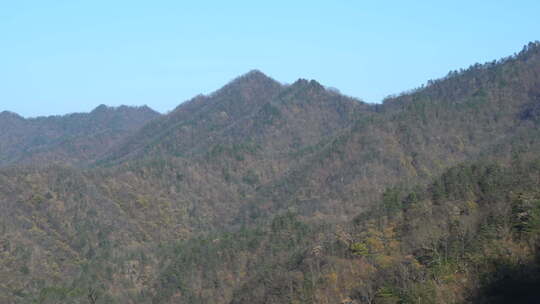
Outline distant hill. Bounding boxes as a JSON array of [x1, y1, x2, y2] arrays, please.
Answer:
[[0, 105, 160, 167]]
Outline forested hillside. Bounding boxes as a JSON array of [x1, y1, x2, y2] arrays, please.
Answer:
[[0, 105, 159, 167], [1, 42, 540, 303]]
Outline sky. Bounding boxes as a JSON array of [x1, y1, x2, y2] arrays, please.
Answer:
[[1, 1, 539, 117]]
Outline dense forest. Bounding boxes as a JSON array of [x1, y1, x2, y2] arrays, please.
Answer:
[[1, 42, 540, 303]]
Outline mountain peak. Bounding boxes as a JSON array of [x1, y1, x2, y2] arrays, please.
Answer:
[[288, 78, 326, 96], [223, 69, 281, 89], [200, 70, 284, 105], [244, 69, 269, 78], [91, 104, 110, 113]]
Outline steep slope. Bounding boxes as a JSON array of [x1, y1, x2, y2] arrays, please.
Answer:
[[101, 70, 285, 163], [236, 41, 540, 224], [220, 157, 540, 304], [90, 72, 370, 233], [0, 105, 160, 167], [102, 70, 368, 165]]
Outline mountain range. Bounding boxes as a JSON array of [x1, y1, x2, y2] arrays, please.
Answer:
[[1, 42, 540, 303]]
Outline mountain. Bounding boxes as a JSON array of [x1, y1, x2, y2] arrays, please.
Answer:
[[238, 41, 540, 223], [0, 105, 160, 167], [102, 70, 367, 164], [90, 70, 370, 230], [1, 42, 540, 303]]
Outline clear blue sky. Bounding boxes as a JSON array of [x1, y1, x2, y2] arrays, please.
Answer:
[[1, 1, 539, 117]]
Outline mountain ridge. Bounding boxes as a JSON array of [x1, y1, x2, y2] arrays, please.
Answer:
[[1, 42, 540, 303], [0, 104, 160, 167]]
